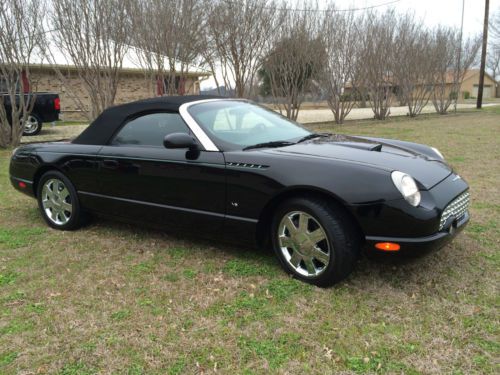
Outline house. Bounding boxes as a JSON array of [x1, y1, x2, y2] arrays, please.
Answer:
[[341, 69, 498, 101], [6, 43, 211, 121], [418, 69, 497, 100], [460, 69, 497, 99], [28, 63, 210, 120]]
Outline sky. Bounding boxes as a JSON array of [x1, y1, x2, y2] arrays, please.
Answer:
[[200, 0, 499, 89], [326, 0, 498, 36]]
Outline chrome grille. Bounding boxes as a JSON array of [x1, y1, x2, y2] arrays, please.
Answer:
[[440, 191, 470, 230]]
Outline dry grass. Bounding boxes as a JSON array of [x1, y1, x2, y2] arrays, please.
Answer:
[[1, 110, 498, 374]]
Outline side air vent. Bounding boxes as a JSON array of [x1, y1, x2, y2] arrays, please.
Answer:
[[226, 162, 269, 169]]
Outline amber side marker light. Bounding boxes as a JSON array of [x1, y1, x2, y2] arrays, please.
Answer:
[[375, 242, 400, 251], [18, 181, 26, 189]]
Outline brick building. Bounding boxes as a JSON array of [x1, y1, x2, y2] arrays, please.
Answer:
[[28, 64, 210, 120]]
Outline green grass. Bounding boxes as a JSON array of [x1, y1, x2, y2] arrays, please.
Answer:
[[0, 110, 499, 373], [222, 254, 279, 277], [58, 362, 95, 375], [0, 227, 45, 249], [0, 352, 17, 367], [238, 333, 304, 370], [110, 309, 131, 321], [0, 272, 19, 287]]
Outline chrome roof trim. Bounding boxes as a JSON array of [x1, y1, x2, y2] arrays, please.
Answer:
[[179, 98, 248, 152]]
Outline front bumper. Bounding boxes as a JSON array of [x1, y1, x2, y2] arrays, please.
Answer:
[[352, 171, 470, 255], [365, 210, 469, 254]]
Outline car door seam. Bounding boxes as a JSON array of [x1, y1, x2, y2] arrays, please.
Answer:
[[77, 190, 258, 223]]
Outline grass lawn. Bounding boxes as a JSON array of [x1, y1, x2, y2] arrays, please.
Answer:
[[1, 110, 499, 374]]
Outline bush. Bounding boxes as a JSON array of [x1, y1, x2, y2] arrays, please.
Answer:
[[463, 91, 470, 99]]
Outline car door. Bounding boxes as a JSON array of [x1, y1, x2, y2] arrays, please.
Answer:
[[92, 111, 226, 234]]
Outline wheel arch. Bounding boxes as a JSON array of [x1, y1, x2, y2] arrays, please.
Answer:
[[32, 165, 64, 197], [255, 186, 365, 249]]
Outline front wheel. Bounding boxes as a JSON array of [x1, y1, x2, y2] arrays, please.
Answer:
[[36, 171, 84, 230], [271, 197, 360, 287]]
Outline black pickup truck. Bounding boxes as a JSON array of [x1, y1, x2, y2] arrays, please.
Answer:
[[1, 92, 60, 136]]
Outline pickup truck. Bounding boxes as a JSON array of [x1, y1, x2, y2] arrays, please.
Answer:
[[1, 92, 60, 136]]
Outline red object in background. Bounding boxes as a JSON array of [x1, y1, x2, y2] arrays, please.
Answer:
[[21, 70, 30, 93], [156, 76, 164, 96], [54, 97, 60, 110], [178, 77, 186, 95]]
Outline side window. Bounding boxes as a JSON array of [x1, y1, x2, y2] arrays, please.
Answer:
[[112, 112, 190, 147]]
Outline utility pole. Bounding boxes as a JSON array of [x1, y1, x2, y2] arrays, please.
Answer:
[[455, 0, 465, 112], [477, 0, 490, 109]]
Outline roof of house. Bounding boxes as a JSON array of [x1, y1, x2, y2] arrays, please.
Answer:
[[343, 69, 497, 89], [460, 69, 496, 83], [72, 95, 222, 145]]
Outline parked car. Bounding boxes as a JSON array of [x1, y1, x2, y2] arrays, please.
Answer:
[[9, 96, 470, 286], [1, 92, 60, 135]]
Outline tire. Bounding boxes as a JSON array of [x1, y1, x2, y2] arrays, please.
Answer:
[[22, 113, 42, 136], [36, 171, 84, 230], [271, 197, 360, 287]]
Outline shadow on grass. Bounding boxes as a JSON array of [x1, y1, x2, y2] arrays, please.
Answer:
[[76, 215, 454, 289]]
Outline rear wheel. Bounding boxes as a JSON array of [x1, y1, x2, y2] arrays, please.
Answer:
[[36, 171, 84, 230], [271, 197, 360, 287], [22, 113, 42, 136]]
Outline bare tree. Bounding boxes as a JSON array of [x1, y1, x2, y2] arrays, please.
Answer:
[[0, 0, 45, 148], [392, 15, 435, 117], [50, 0, 131, 120], [259, 6, 323, 120], [321, 8, 361, 124], [490, 7, 500, 42], [130, 0, 206, 97], [358, 10, 397, 120], [430, 27, 481, 114], [488, 7, 500, 80], [206, 0, 279, 98], [487, 45, 500, 80]]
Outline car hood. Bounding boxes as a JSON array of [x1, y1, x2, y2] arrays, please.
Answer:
[[263, 134, 452, 189]]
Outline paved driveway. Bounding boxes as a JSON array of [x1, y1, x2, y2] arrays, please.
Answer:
[[297, 103, 499, 124]]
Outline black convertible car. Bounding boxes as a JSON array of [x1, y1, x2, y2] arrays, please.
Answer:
[[10, 96, 470, 286]]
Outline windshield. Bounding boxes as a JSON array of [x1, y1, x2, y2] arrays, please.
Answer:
[[187, 100, 310, 150]]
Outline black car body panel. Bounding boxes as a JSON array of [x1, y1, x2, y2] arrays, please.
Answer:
[[9, 96, 469, 252]]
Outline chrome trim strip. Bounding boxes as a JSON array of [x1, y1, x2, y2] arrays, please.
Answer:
[[179, 98, 249, 152], [226, 215, 258, 223], [96, 154, 225, 168], [78, 190, 258, 223], [179, 99, 222, 152]]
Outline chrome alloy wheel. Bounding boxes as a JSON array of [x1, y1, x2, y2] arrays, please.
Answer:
[[278, 211, 331, 277], [41, 178, 73, 225], [22, 115, 39, 134]]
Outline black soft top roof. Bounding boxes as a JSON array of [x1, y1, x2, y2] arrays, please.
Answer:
[[72, 95, 222, 145]]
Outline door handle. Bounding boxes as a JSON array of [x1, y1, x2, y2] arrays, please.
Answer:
[[102, 159, 119, 169]]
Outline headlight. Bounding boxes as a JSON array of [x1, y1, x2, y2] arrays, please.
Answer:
[[391, 171, 421, 207], [431, 147, 444, 159]]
